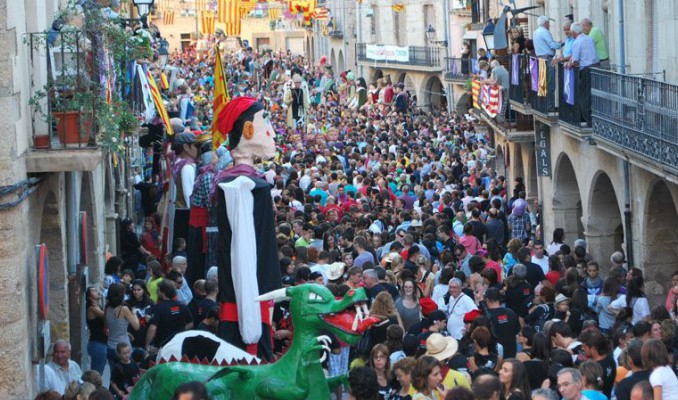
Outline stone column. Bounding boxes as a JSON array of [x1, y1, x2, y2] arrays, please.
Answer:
[[552, 205, 582, 246], [584, 231, 618, 276]]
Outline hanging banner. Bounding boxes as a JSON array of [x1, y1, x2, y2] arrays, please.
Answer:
[[471, 79, 501, 118], [365, 44, 410, 63], [536, 124, 552, 176]]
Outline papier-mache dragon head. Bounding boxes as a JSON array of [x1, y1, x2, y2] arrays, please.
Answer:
[[256, 284, 380, 344]]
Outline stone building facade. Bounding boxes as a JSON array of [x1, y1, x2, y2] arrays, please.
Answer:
[[0, 1, 132, 397]]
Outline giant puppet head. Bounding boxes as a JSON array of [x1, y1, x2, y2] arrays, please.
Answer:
[[216, 97, 276, 166]]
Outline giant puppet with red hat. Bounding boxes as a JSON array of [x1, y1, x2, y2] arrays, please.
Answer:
[[211, 96, 282, 361]]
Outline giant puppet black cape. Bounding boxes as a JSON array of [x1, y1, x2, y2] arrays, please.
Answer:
[[215, 174, 281, 361]]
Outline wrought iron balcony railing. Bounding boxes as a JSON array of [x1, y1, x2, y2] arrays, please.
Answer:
[[444, 57, 473, 81], [592, 69, 678, 170], [357, 43, 441, 68], [509, 54, 558, 115], [557, 64, 592, 128]]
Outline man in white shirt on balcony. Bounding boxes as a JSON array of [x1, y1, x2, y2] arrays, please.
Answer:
[[533, 16, 563, 111], [567, 23, 600, 126]]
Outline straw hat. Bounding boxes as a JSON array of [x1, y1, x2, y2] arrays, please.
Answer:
[[425, 333, 459, 361], [326, 262, 346, 281]]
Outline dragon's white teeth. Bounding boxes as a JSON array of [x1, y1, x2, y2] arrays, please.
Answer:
[[351, 311, 359, 331], [355, 304, 364, 322], [362, 304, 369, 316]]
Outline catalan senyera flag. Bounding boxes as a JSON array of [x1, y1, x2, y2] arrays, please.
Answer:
[[196, 0, 209, 11], [212, 47, 230, 150], [312, 6, 329, 20], [218, 0, 242, 36], [160, 72, 169, 90], [201, 11, 216, 34], [269, 5, 281, 21], [163, 10, 175, 25], [145, 69, 174, 136], [392, 4, 405, 12]]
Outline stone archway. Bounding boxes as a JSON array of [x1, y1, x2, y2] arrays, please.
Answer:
[[643, 180, 678, 306], [553, 154, 584, 246], [586, 172, 623, 275], [528, 148, 538, 200], [330, 48, 336, 71], [495, 145, 507, 179], [424, 75, 445, 111], [40, 190, 69, 342], [371, 69, 383, 85], [513, 143, 524, 196], [337, 49, 345, 73]]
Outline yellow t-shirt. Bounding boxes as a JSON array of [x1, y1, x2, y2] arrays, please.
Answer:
[[148, 277, 163, 303]]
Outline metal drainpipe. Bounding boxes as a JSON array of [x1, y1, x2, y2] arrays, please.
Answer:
[[67, 172, 78, 275], [617, 0, 633, 267], [443, 0, 452, 112]]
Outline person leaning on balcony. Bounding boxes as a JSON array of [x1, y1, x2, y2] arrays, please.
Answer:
[[483, 60, 510, 121], [580, 18, 609, 68], [552, 21, 575, 65], [533, 16, 562, 111], [566, 23, 600, 125]]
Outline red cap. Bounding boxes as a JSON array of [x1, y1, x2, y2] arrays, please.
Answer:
[[419, 298, 437, 317], [216, 97, 257, 145], [463, 309, 482, 323]]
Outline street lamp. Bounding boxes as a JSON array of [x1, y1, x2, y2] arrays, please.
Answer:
[[481, 19, 495, 51], [425, 24, 448, 47], [133, 0, 155, 28]]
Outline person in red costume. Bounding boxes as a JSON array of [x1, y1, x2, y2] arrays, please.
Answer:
[[212, 97, 281, 361]]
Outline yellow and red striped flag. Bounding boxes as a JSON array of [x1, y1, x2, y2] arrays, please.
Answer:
[[160, 72, 169, 90], [146, 69, 174, 135], [163, 9, 175, 25], [196, 0, 209, 11], [201, 11, 216, 34], [212, 47, 230, 150], [218, 0, 242, 36], [392, 4, 405, 12]]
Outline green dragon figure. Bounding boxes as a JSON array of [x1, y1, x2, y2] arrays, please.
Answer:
[[129, 284, 379, 400]]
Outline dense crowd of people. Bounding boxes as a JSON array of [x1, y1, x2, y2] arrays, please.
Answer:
[[36, 15, 674, 400]]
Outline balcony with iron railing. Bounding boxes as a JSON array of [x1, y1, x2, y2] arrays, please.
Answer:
[[508, 54, 558, 118], [444, 57, 473, 82], [25, 29, 142, 173], [557, 64, 592, 130], [591, 69, 678, 172], [357, 43, 442, 70]]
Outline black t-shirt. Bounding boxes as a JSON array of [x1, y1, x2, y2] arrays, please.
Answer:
[[110, 361, 139, 394], [616, 370, 651, 400], [597, 353, 617, 398], [367, 283, 387, 304], [505, 281, 533, 318], [487, 307, 520, 358], [149, 299, 193, 346], [195, 298, 219, 326], [510, 262, 546, 288], [469, 220, 488, 244]]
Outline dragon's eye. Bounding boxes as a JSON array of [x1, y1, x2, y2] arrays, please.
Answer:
[[308, 292, 324, 302]]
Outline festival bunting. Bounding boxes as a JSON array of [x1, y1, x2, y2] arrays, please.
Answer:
[[511, 54, 519, 85], [563, 67, 575, 105], [196, 0, 209, 11], [212, 47, 231, 150], [312, 7, 330, 20], [145, 68, 174, 135], [538, 58, 547, 97], [289, 0, 316, 26], [471, 78, 502, 118], [392, 4, 405, 12], [529, 57, 538, 92]]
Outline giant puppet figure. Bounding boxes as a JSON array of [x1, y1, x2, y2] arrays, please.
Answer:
[[212, 97, 282, 361]]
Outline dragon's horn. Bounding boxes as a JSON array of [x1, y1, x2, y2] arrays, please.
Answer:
[[255, 288, 289, 302]]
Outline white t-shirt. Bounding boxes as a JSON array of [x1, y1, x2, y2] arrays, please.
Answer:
[[532, 255, 550, 275], [445, 293, 478, 340], [609, 295, 650, 324], [650, 365, 678, 400]]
